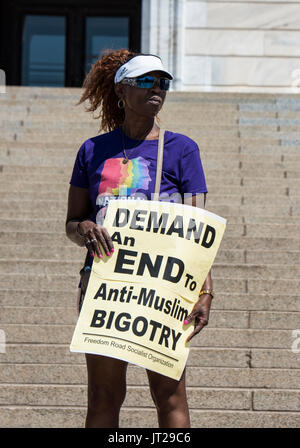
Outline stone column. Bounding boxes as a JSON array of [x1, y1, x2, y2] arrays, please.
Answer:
[[141, 0, 185, 91]]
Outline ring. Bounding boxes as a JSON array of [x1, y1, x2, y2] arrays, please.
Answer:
[[85, 238, 97, 244]]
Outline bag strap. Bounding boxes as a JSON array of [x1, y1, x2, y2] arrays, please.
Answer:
[[153, 127, 165, 201]]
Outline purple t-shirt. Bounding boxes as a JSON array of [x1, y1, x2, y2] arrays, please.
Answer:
[[70, 127, 207, 227]]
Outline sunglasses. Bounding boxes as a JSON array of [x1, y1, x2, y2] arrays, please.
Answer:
[[121, 75, 171, 91]]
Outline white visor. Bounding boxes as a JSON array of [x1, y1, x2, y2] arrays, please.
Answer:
[[114, 55, 173, 84]]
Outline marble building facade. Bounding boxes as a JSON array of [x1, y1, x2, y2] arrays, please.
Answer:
[[141, 0, 300, 93]]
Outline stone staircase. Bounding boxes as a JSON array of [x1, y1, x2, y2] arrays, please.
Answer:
[[0, 86, 300, 427]]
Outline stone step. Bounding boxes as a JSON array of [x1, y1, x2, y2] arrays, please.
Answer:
[[0, 164, 72, 175], [3, 121, 297, 135], [1, 231, 298, 251], [0, 185, 297, 202], [1, 259, 299, 280], [0, 146, 79, 158], [1, 148, 300, 173], [0, 134, 284, 148], [239, 145, 300, 155], [0, 231, 70, 245], [2, 218, 300, 244], [3, 406, 300, 428], [1, 344, 299, 369], [1, 133, 87, 145], [221, 236, 300, 250], [0, 186, 296, 202], [1, 306, 299, 331], [1, 244, 299, 265], [0, 109, 239, 124], [1, 385, 300, 413], [2, 153, 299, 174], [1, 174, 299, 190], [0, 219, 247, 235], [0, 345, 249, 367], [0, 173, 70, 183], [0, 384, 258, 411], [1, 92, 256, 105], [243, 250, 300, 264], [7, 119, 276, 133], [2, 145, 295, 164], [188, 136, 282, 148], [0, 141, 76, 150], [0, 321, 298, 349], [3, 140, 300, 156], [0, 182, 69, 193], [2, 101, 295, 118], [0, 274, 78, 291], [2, 175, 299, 191], [239, 161, 298, 171], [0, 210, 68, 219], [0, 191, 70, 201], [0, 163, 296, 180], [0, 120, 99, 131], [1, 192, 298, 211], [0, 290, 298, 311], [242, 197, 298, 208], [0, 93, 245, 105], [0, 243, 85, 259], [0, 200, 296, 218], [0, 87, 283, 99], [239, 129, 300, 139], [241, 177, 300, 188], [2, 90, 299, 104], [0, 101, 239, 113], [238, 117, 300, 126], [0, 406, 300, 428], [1, 362, 300, 390], [0, 306, 251, 328], [0, 112, 286, 127], [239, 100, 300, 112], [0, 273, 298, 294]]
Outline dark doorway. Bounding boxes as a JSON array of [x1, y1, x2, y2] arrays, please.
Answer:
[[0, 0, 141, 87]]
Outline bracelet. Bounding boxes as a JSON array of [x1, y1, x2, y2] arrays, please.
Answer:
[[199, 289, 214, 299]]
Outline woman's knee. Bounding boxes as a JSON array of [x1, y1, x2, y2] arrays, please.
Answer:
[[151, 385, 183, 410], [87, 382, 126, 412], [147, 370, 188, 412]]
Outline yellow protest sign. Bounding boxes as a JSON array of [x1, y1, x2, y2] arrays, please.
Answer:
[[70, 199, 226, 380]]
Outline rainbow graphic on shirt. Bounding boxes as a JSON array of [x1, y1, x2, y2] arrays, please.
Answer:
[[98, 157, 152, 196]]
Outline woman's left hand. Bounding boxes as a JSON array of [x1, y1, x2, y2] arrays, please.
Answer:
[[185, 294, 213, 343]]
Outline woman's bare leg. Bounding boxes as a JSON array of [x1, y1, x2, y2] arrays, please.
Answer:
[[85, 354, 128, 428], [146, 368, 190, 428]]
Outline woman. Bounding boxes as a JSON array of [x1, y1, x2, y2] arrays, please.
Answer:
[[65, 49, 214, 428]]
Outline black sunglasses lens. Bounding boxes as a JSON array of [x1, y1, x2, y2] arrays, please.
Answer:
[[136, 76, 155, 88], [135, 76, 170, 90], [160, 79, 170, 91]]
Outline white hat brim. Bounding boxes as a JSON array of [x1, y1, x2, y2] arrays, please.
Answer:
[[114, 55, 173, 83]]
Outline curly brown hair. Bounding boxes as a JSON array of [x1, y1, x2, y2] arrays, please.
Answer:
[[78, 48, 138, 132]]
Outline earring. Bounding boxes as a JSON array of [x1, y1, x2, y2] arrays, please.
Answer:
[[118, 98, 125, 109]]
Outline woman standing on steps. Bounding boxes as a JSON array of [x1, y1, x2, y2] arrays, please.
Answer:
[[65, 49, 213, 428]]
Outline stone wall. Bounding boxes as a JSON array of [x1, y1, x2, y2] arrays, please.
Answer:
[[142, 0, 300, 93]]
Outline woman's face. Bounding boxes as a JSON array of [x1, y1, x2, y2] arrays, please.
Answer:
[[115, 70, 167, 118]]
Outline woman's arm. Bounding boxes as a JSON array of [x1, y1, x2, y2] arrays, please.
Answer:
[[65, 185, 114, 257], [65, 185, 93, 246], [184, 192, 214, 343]]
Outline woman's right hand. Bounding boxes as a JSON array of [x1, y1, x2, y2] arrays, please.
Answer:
[[78, 220, 114, 258]]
